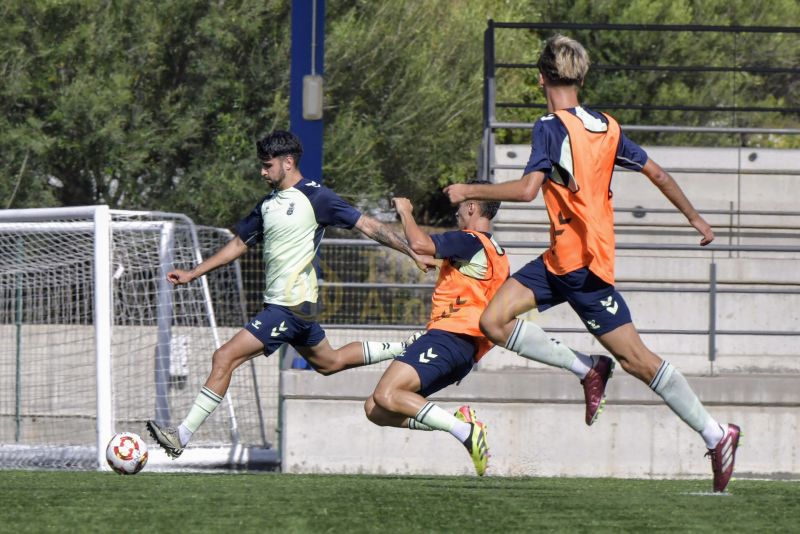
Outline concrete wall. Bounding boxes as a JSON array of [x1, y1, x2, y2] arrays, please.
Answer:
[[281, 368, 800, 480]]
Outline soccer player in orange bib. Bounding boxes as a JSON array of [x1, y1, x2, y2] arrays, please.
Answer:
[[444, 35, 740, 492], [364, 183, 510, 476]]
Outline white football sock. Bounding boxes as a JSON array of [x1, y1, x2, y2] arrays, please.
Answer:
[[506, 319, 589, 378], [179, 386, 223, 446], [415, 402, 471, 442], [362, 341, 406, 365], [407, 418, 433, 431], [177, 424, 193, 447], [701, 421, 726, 449], [649, 361, 720, 446], [570, 353, 595, 380]]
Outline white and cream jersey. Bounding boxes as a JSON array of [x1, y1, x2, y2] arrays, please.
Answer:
[[235, 178, 361, 306]]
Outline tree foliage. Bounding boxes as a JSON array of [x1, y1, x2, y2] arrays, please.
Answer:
[[500, 0, 800, 146], [1, 0, 290, 224], [1, 0, 798, 225]]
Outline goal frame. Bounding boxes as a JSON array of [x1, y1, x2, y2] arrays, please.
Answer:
[[0, 205, 278, 471]]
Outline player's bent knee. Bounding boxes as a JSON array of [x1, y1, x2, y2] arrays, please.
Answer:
[[364, 396, 389, 426], [479, 313, 505, 345], [210, 348, 236, 373], [312, 364, 335, 376], [372, 387, 397, 413], [363, 396, 376, 420]]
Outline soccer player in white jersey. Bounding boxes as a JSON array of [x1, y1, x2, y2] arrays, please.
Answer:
[[445, 35, 740, 492], [147, 130, 433, 459]]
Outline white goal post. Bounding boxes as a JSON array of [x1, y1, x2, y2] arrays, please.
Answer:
[[0, 206, 278, 470]]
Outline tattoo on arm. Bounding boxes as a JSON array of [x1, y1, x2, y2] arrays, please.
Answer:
[[363, 218, 415, 257]]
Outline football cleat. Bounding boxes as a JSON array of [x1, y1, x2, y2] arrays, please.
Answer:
[[455, 405, 489, 476], [580, 355, 615, 426], [145, 420, 184, 459], [454, 404, 477, 424], [463, 421, 489, 476], [705, 423, 742, 493]]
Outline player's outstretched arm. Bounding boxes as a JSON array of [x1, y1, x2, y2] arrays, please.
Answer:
[[444, 171, 545, 204], [641, 159, 714, 246], [167, 235, 249, 285], [354, 214, 435, 272], [391, 197, 435, 256]]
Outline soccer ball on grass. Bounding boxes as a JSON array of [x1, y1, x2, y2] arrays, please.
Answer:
[[106, 432, 148, 474]]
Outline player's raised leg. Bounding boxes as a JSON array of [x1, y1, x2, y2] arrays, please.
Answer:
[[597, 323, 741, 492], [296, 330, 423, 375], [480, 277, 612, 425], [367, 331, 490, 475], [368, 360, 488, 476], [147, 328, 263, 458], [364, 395, 436, 430]]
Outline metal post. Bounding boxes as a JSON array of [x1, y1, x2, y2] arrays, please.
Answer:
[[481, 20, 496, 182], [14, 237, 23, 442], [290, 0, 326, 181], [708, 260, 717, 374], [728, 200, 734, 258], [94, 206, 114, 470], [154, 223, 175, 426]]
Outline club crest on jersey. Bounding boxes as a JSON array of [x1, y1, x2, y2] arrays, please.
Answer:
[[287, 202, 295, 215]]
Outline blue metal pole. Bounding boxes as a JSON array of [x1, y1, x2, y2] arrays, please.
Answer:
[[290, 0, 325, 183]]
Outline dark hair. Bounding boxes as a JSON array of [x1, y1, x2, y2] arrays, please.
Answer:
[[467, 179, 500, 220], [256, 130, 303, 164]]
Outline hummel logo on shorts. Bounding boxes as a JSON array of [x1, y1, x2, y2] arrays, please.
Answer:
[[600, 296, 618, 315]]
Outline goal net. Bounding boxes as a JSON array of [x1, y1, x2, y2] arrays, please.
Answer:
[[0, 206, 278, 470]]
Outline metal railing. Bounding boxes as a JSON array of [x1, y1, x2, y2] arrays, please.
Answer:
[[297, 238, 800, 373], [480, 21, 800, 181]]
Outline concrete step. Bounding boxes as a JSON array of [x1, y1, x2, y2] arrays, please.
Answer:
[[498, 253, 800, 284]]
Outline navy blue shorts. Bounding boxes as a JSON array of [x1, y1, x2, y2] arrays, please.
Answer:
[[244, 303, 326, 354], [511, 256, 632, 336], [394, 329, 476, 397]]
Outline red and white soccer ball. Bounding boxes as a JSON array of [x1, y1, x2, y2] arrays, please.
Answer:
[[106, 432, 149, 475]]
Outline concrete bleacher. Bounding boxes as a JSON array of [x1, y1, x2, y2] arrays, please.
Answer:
[[493, 145, 800, 245], [281, 144, 800, 480]]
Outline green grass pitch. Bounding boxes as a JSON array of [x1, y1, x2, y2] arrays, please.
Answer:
[[1, 471, 797, 533]]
